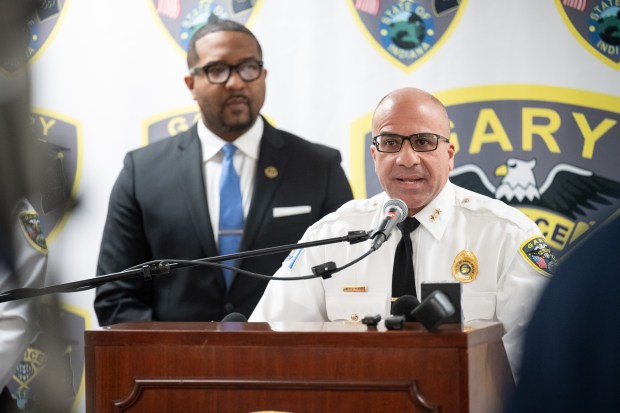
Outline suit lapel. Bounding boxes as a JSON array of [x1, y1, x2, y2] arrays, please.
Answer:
[[241, 120, 288, 252]]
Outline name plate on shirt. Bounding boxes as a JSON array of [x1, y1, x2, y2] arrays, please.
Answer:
[[421, 282, 462, 324]]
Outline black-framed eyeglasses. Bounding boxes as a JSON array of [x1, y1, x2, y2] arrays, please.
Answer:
[[372, 132, 450, 153], [189, 60, 264, 84]]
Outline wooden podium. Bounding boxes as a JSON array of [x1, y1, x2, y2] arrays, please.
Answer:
[[85, 321, 513, 413]]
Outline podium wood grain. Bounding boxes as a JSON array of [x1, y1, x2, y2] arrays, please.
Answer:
[[85, 321, 512, 413]]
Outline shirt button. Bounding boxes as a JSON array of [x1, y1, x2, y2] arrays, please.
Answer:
[[350, 314, 359, 322], [224, 303, 235, 313]]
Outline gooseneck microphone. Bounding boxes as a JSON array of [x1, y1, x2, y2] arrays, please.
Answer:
[[370, 198, 408, 251]]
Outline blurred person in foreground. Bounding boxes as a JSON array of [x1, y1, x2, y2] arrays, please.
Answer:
[[94, 17, 353, 325], [0, 0, 47, 409], [505, 215, 620, 413], [251, 87, 556, 378]]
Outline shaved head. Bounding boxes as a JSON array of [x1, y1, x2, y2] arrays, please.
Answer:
[[372, 87, 450, 137]]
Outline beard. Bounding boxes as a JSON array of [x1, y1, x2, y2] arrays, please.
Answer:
[[218, 98, 255, 132], [220, 113, 254, 132]]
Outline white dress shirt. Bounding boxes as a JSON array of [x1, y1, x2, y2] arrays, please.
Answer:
[[197, 117, 263, 247]]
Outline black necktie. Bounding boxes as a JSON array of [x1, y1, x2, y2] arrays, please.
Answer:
[[391, 217, 420, 299]]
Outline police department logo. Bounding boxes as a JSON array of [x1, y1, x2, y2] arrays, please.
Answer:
[[0, 0, 68, 74], [150, 0, 262, 54], [556, 0, 620, 69], [31, 109, 82, 241], [143, 105, 201, 145], [143, 106, 274, 145], [349, 0, 465, 71], [520, 236, 558, 277], [350, 85, 620, 260], [19, 211, 48, 254], [6, 302, 89, 412]]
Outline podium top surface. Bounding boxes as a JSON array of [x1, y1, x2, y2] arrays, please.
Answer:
[[86, 321, 503, 349]]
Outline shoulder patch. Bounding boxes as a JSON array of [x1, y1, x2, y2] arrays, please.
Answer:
[[285, 248, 304, 270], [19, 211, 48, 254], [519, 235, 556, 277]]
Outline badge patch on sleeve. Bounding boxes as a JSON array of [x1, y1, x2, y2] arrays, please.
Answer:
[[519, 236, 556, 277], [19, 211, 48, 254]]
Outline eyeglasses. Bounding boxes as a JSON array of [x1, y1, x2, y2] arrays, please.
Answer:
[[372, 133, 450, 153], [189, 60, 264, 84]]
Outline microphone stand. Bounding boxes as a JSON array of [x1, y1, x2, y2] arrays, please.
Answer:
[[0, 230, 371, 303]]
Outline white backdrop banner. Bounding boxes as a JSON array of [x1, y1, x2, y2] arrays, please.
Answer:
[[2, 0, 619, 411]]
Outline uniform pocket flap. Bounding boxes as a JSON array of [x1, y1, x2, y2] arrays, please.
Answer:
[[325, 292, 389, 322]]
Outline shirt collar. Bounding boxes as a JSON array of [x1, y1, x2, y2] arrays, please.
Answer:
[[197, 116, 263, 162], [412, 182, 454, 241]]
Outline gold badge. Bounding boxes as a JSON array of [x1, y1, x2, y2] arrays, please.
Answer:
[[452, 250, 478, 283], [264, 166, 278, 179], [430, 208, 442, 221]]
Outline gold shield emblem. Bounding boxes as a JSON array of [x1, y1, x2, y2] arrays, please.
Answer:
[[452, 250, 479, 283]]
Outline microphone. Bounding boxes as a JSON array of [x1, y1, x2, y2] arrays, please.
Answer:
[[370, 198, 408, 251], [410, 290, 455, 332], [221, 312, 248, 322], [392, 294, 420, 321]]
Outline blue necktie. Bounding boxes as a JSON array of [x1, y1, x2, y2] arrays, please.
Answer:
[[218, 144, 244, 290]]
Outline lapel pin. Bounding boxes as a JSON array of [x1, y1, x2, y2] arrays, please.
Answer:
[[264, 166, 278, 179], [430, 208, 442, 221]]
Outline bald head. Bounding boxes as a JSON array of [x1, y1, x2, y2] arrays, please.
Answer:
[[372, 87, 450, 138]]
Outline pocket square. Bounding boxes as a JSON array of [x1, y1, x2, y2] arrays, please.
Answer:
[[273, 205, 312, 218]]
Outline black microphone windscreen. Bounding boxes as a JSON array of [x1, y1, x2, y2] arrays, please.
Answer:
[[221, 312, 248, 322], [410, 290, 455, 332], [392, 295, 420, 321]]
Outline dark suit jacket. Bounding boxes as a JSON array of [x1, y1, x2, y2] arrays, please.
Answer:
[[504, 216, 620, 413], [94, 119, 353, 325]]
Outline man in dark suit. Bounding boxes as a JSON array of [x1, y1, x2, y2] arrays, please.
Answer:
[[94, 18, 353, 325]]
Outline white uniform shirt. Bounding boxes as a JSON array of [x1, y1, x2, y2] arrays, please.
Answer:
[[251, 182, 553, 376], [0, 199, 47, 388]]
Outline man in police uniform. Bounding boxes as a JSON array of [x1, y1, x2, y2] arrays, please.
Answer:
[[250, 87, 556, 377]]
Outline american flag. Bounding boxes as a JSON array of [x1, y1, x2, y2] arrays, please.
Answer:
[[355, 0, 380, 16], [157, 0, 181, 19], [561, 0, 588, 12]]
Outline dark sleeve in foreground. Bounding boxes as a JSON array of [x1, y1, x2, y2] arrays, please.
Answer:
[[505, 216, 620, 413]]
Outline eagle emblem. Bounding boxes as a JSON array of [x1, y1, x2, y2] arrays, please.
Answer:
[[451, 158, 620, 220]]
